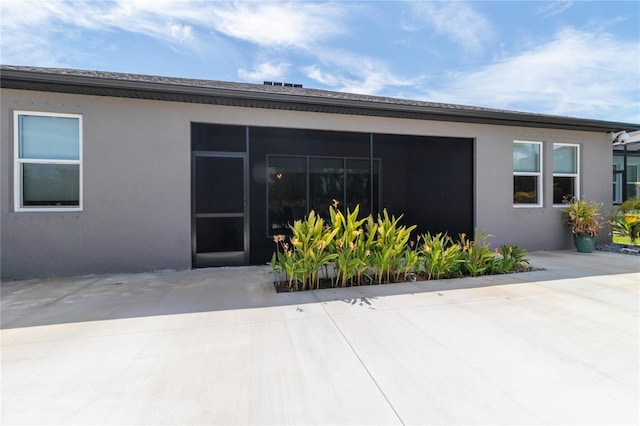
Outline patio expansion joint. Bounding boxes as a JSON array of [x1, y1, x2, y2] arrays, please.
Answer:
[[313, 291, 406, 426]]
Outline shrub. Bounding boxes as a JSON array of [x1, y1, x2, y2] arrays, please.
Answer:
[[369, 210, 416, 284], [611, 198, 640, 244], [269, 204, 529, 291], [458, 230, 496, 277], [290, 210, 339, 290], [419, 232, 462, 280], [330, 202, 367, 287], [490, 245, 530, 274]]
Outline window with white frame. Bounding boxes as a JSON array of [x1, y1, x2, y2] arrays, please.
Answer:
[[552, 143, 579, 205], [14, 111, 82, 211], [513, 141, 542, 206]]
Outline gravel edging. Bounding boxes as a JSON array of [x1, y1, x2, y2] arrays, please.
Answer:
[[595, 243, 640, 256]]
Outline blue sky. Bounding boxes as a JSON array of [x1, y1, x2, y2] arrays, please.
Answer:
[[2, 1, 639, 123]]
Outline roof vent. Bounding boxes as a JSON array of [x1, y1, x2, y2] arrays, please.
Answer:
[[263, 81, 303, 88]]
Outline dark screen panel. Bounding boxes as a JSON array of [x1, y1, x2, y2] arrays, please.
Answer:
[[195, 156, 244, 214], [192, 123, 246, 152], [196, 217, 244, 253], [374, 134, 474, 238], [248, 127, 473, 264], [250, 127, 369, 157]]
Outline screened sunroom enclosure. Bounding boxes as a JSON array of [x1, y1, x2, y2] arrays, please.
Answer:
[[191, 123, 474, 267]]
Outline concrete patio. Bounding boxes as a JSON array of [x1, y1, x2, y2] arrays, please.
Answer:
[[1, 250, 638, 425]]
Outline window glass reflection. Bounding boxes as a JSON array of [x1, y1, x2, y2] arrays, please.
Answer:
[[310, 157, 344, 220], [23, 163, 80, 206], [267, 156, 380, 235], [268, 156, 307, 235]]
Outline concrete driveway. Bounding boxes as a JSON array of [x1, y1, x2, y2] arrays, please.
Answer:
[[1, 250, 638, 425]]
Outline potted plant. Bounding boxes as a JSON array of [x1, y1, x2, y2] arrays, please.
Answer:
[[561, 196, 603, 253]]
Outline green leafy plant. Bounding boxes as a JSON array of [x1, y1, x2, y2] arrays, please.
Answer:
[[611, 198, 640, 244], [269, 204, 530, 291], [419, 232, 462, 280], [397, 239, 421, 282], [330, 201, 367, 287], [490, 245, 530, 274], [353, 217, 377, 285], [458, 230, 496, 277], [270, 235, 305, 291], [561, 196, 603, 236], [289, 210, 339, 290], [369, 209, 416, 284]]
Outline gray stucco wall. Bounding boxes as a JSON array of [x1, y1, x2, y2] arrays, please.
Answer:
[[1, 90, 192, 279], [474, 127, 612, 251], [1, 88, 612, 279]]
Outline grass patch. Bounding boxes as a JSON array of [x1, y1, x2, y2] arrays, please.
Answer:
[[612, 235, 640, 246]]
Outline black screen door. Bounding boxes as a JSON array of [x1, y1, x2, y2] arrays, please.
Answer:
[[192, 152, 248, 267]]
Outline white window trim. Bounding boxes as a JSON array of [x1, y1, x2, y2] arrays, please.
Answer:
[[513, 140, 543, 208], [13, 111, 83, 212], [553, 143, 580, 207]]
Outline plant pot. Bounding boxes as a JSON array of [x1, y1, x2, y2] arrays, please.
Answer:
[[573, 234, 595, 253]]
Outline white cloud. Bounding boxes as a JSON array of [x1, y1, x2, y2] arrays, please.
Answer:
[[168, 23, 194, 42], [2, 1, 637, 123], [238, 62, 289, 82], [209, 2, 346, 49], [406, 1, 495, 52], [0, 0, 209, 65], [537, 1, 574, 17], [303, 65, 343, 87], [0, 0, 348, 66], [303, 51, 425, 96], [421, 28, 640, 122]]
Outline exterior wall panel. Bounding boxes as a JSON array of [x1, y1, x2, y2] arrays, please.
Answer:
[[475, 128, 611, 250], [1, 88, 613, 279], [2, 90, 192, 279]]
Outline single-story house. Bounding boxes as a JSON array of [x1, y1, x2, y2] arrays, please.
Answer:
[[2, 65, 639, 280]]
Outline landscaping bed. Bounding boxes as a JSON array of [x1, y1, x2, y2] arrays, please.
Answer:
[[269, 203, 531, 293]]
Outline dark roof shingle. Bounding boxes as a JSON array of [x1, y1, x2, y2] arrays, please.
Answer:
[[2, 64, 638, 133]]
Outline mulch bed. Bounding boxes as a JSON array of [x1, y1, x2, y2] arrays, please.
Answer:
[[272, 264, 537, 293]]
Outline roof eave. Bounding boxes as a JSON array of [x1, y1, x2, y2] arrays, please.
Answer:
[[2, 67, 638, 133]]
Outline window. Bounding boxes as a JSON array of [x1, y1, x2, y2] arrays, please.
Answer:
[[627, 165, 639, 199], [14, 111, 82, 211], [553, 143, 579, 205], [310, 157, 344, 215], [513, 141, 542, 206], [268, 156, 308, 234], [267, 155, 380, 235], [613, 164, 623, 204]]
